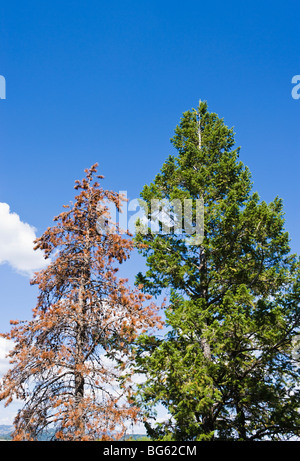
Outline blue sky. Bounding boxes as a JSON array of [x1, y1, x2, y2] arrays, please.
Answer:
[[0, 0, 300, 424]]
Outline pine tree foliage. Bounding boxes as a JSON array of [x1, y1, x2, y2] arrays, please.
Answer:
[[134, 102, 300, 441]]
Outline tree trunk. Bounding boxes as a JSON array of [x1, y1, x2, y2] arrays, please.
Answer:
[[199, 244, 214, 437], [74, 278, 86, 439]]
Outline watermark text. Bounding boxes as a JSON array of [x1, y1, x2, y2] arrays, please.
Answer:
[[291, 75, 300, 100], [0, 75, 6, 99], [96, 192, 204, 245]]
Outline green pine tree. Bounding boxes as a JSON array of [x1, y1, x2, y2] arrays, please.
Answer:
[[133, 101, 300, 441]]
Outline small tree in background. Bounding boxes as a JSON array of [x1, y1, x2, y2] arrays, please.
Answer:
[[134, 102, 300, 441], [0, 164, 161, 441]]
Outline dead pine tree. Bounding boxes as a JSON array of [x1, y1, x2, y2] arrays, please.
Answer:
[[0, 164, 162, 441]]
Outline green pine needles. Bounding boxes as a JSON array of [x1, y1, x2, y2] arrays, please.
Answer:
[[133, 101, 300, 441]]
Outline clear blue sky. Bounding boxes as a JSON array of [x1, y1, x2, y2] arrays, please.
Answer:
[[0, 0, 300, 423]]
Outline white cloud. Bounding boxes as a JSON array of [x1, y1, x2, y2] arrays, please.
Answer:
[[0, 337, 19, 425], [0, 337, 14, 377], [0, 203, 48, 276]]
